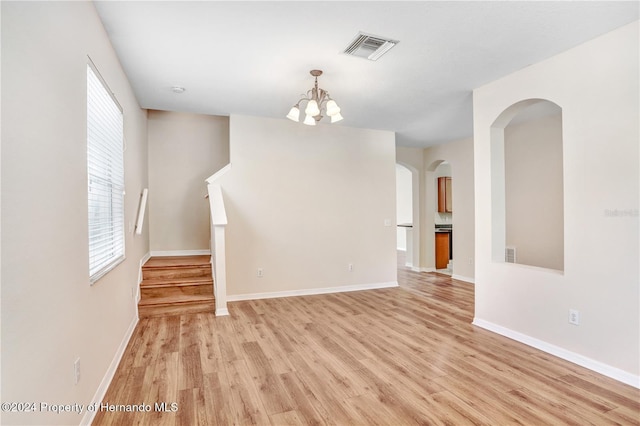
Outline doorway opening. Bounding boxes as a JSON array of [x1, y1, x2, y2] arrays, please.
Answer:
[[433, 161, 453, 275], [396, 163, 417, 268]]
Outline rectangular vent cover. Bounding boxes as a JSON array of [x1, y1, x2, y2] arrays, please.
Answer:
[[505, 247, 517, 263], [343, 32, 398, 61]]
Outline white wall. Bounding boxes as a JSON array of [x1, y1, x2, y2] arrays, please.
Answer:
[[505, 111, 564, 270], [218, 115, 397, 298], [147, 111, 229, 253], [1, 2, 150, 424], [396, 164, 413, 250], [473, 21, 639, 383]]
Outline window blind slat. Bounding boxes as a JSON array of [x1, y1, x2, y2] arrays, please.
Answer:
[[87, 64, 125, 283]]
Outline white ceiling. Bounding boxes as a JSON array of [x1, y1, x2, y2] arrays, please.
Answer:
[[94, 1, 638, 147]]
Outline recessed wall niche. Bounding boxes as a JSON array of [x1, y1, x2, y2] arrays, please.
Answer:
[[490, 99, 564, 271]]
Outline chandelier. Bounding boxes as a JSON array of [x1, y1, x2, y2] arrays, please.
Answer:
[[286, 70, 343, 126]]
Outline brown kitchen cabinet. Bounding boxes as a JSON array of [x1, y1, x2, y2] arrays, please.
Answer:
[[437, 177, 452, 213], [435, 232, 450, 269]]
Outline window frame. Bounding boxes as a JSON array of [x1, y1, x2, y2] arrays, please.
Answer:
[[87, 59, 125, 284]]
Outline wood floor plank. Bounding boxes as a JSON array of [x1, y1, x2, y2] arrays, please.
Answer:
[[225, 359, 271, 425], [214, 316, 245, 363], [175, 387, 204, 426], [559, 373, 640, 412], [197, 313, 224, 375], [178, 315, 204, 391], [342, 392, 410, 426], [278, 372, 326, 426], [284, 352, 360, 425], [142, 351, 179, 426], [268, 409, 306, 426], [252, 374, 296, 416], [352, 366, 443, 425], [92, 253, 640, 425], [428, 390, 495, 426], [506, 387, 618, 426]]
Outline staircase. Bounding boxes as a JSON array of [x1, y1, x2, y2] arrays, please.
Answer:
[[138, 255, 215, 318]]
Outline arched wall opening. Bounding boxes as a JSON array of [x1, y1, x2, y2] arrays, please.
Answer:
[[396, 161, 420, 269], [396, 164, 413, 250], [425, 160, 454, 274], [491, 99, 564, 271]]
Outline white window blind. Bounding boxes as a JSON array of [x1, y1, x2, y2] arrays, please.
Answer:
[[87, 64, 125, 283]]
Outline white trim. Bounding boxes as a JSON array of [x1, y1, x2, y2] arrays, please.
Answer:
[[138, 252, 151, 284], [211, 225, 228, 316], [472, 318, 640, 389], [419, 267, 435, 273], [452, 274, 475, 284], [215, 308, 230, 316], [136, 252, 151, 304], [205, 163, 232, 184], [208, 184, 228, 225], [80, 315, 139, 426], [149, 249, 211, 257], [227, 281, 399, 302]]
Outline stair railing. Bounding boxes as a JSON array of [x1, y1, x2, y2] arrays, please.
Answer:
[[206, 164, 231, 316]]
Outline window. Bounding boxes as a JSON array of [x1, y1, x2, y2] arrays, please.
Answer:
[[87, 63, 125, 283]]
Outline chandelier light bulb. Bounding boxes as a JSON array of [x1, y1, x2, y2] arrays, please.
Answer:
[[303, 114, 316, 126], [286, 106, 300, 122], [331, 112, 344, 123], [305, 100, 320, 117], [326, 100, 341, 117]]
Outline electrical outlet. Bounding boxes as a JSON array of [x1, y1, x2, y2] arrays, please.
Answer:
[[257, 268, 263, 278], [569, 309, 580, 325], [348, 263, 354, 272], [74, 358, 81, 384], [384, 219, 392, 227], [468, 258, 473, 265]]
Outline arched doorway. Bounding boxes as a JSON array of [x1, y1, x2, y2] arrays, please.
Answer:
[[431, 161, 453, 274], [396, 162, 420, 269]]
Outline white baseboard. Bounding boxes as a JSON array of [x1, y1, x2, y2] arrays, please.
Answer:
[[227, 281, 399, 302], [419, 267, 435, 273], [80, 315, 139, 426], [215, 308, 230, 316], [149, 249, 211, 257], [452, 274, 475, 284], [472, 318, 640, 389]]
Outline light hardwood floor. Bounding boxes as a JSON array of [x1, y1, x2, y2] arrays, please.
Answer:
[[93, 254, 639, 425]]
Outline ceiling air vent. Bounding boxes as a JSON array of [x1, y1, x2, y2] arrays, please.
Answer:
[[343, 32, 398, 61]]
